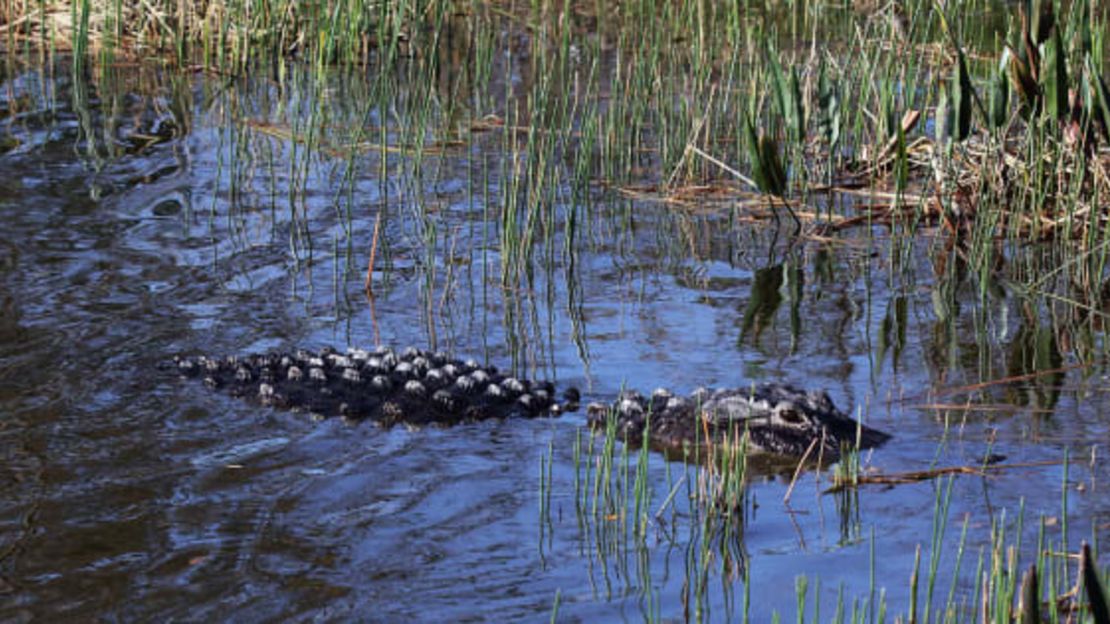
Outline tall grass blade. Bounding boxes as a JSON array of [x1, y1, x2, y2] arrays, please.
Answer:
[[745, 117, 787, 198], [766, 41, 805, 147], [1085, 55, 1110, 142], [1082, 543, 1109, 624], [1030, 0, 1056, 46], [817, 59, 841, 149], [1008, 44, 1042, 114], [1019, 564, 1040, 624], [952, 44, 973, 141], [935, 84, 952, 147], [1043, 27, 1068, 122], [992, 50, 1011, 130]]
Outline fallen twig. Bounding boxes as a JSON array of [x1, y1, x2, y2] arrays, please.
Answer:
[[825, 458, 1064, 493]]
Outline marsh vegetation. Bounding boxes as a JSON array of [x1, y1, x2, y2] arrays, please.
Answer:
[[1, 0, 1109, 621]]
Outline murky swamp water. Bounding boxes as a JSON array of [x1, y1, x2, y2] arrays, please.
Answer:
[[0, 55, 1107, 622]]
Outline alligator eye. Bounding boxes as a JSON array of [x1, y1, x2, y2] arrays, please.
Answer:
[[778, 408, 804, 424]]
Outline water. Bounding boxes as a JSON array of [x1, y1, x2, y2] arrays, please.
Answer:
[[0, 57, 1106, 622]]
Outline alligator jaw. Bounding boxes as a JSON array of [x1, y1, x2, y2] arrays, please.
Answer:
[[586, 384, 890, 462]]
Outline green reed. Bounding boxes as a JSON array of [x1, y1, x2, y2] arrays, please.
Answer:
[[71, 0, 90, 74], [564, 404, 763, 620]]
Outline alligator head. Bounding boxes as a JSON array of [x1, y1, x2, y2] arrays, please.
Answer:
[[586, 383, 890, 461]]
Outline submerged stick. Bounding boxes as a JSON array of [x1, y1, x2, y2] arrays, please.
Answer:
[[825, 459, 1064, 492]]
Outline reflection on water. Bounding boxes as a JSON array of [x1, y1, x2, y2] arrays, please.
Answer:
[[0, 54, 1106, 622]]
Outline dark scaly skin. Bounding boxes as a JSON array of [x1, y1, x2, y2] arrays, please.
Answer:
[[174, 346, 580, 426], [175, 346, 891, 460], [586, 384, 890, 461]]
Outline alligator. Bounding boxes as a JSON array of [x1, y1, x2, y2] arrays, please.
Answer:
[[175, 346, 890, 459]]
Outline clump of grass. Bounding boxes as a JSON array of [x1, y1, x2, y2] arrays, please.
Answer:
[[6, 0, 448, 71], [563, 401, 759, 618]]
